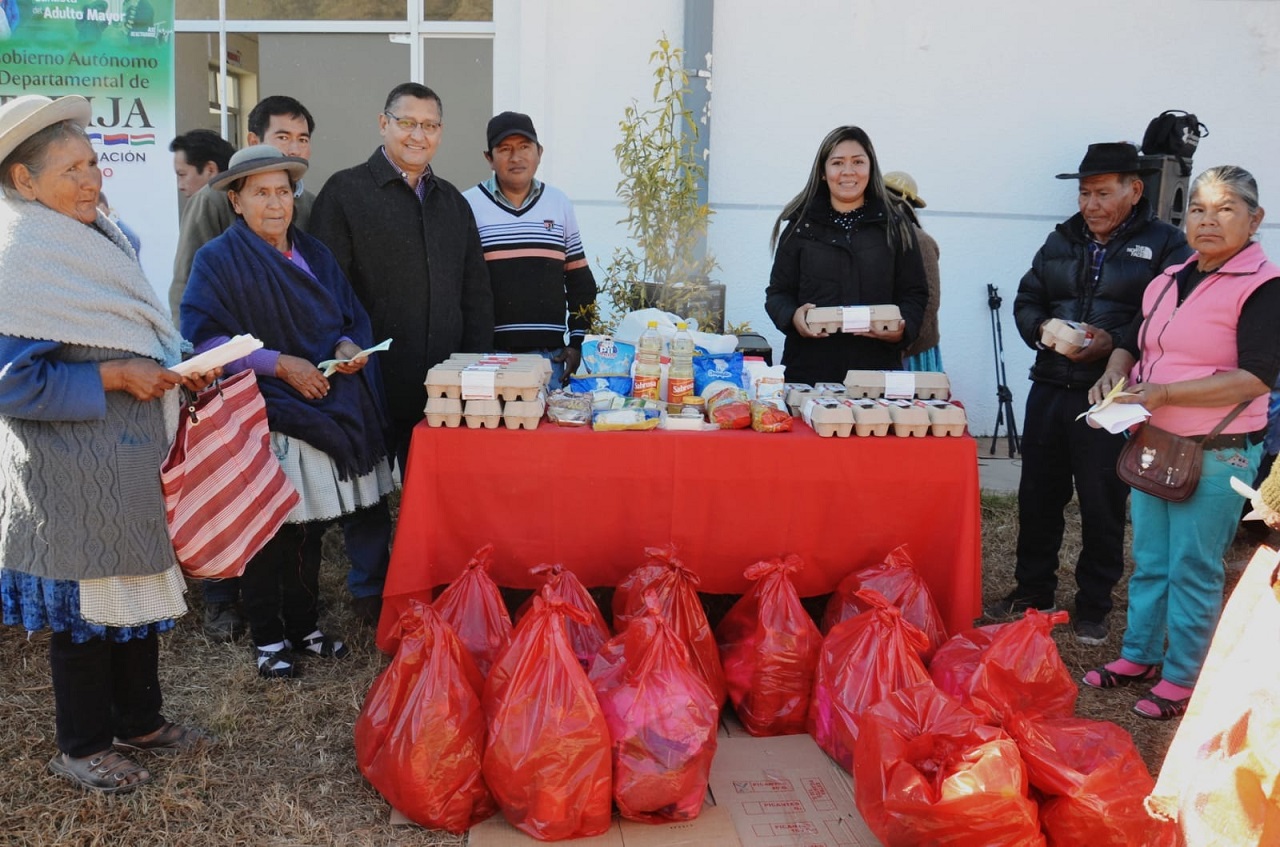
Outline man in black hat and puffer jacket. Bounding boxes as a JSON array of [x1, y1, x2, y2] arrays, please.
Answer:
[[986, 142, 1191, 644]]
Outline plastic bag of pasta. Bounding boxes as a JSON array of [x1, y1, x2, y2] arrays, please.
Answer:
[[355, 600, 495, 833]]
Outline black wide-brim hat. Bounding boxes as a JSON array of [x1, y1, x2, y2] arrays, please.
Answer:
[[1055, 142, 1159, 180]]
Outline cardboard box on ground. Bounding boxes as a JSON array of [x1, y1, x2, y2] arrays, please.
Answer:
[[392, 707, 883, 847]]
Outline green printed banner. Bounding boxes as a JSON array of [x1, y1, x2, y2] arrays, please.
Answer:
[[1, 0, 177, 300]]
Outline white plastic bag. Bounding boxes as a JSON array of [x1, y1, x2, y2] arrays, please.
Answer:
[[614, 308, 738, 355]]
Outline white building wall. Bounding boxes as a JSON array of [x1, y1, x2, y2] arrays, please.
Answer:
[[494, 0, 1280, 434]]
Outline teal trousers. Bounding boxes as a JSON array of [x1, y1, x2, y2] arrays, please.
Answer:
[[1122, 441, 1261, 688]]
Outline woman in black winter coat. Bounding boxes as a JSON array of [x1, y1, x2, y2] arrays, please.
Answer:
[[765, 125, 929, 385]]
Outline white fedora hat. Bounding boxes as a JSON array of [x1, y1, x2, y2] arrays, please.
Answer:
[[0, 95, 93, 166]]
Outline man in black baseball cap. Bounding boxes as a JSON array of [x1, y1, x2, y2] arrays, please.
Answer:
[[464, 111, 597, 386], [986, 141, 1191, 645]]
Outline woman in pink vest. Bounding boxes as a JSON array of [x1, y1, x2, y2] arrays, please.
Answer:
[[1081, 165, 1280, 720]]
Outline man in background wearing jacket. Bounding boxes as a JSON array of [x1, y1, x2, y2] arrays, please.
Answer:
[[986, 142, 1191, 644]]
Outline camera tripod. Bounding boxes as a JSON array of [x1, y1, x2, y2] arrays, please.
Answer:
[[987, 284, 1021, 457]]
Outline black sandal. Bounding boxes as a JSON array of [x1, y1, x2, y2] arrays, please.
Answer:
[[1133, 691, 1190, 721], [289, 630, 349, 660], [115, 721, 214, 754], [255, 645, 298, 679], [1081, 663, 1159, 689], [48, 750, 152, 794]]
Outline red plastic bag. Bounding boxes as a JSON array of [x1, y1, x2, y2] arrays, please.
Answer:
[[354, 600, 495, 832], [821, 544, 948, 663], [1005, 713, 1177, 847], [483, 592, 612, 840], [590, 594, 719, 822], [966, 609, 1075, 724], [432, 543, 512, 677], [929, 620, 1009, 699], [807, 589, 932, 771], [515, 563, 610, 669], [613, 545, 726, 707], [613, 543, 680, 630], [715, 555, 822, 736], [853, 684, 1045, 847]]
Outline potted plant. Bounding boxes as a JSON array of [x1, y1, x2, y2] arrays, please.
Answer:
[[591, 35, 724, 334]]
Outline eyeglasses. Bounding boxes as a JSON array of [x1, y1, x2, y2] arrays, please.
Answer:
[[384, 111, 442, 135]]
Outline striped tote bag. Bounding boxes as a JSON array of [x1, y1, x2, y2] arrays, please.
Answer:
[[161, 370, 299, 579]]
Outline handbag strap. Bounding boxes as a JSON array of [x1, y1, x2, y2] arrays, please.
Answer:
[[1203, 401, 1251, 442]]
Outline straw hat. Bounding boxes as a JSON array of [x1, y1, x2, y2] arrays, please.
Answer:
[[209, 144, 308, 192], [883, 171, 926, 208], [0, 95, 93, 166]]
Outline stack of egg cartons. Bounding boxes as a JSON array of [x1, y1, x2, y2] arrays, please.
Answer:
[[422, 354, 550, 429], [843, 370, 967, 437]]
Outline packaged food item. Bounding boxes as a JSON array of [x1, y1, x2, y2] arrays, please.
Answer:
[[850, 398, 892, 436], [546, 390, 593, 427], [744, 360, 787, 403], [569, 375, 631, 400], [591, 407, 662, 432], [703, 383, 751, 430], [803, 396, 854, 438], [750, 400, 793, 432], [581, 335, 637, 376], [692, 351, 745, 395]]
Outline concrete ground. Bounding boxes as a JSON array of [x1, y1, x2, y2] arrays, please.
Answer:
[[976, 432, 1022, 495]]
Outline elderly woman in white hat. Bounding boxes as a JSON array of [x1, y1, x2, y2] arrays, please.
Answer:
[[181, 145, 394, 679], [883, 171, 943, 372], [0, 95, 218, 793]]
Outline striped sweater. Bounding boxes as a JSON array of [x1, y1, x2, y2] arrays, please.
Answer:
[[463, 181, 597, 350]]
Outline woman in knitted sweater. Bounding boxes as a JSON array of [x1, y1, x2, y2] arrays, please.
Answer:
[[0, 96, 218, 793]]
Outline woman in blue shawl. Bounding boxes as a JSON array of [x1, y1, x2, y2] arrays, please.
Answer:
[[182, 146, 393, 679]]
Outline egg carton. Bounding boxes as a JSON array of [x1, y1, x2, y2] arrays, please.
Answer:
[[1040, 318, 1094, 356], [842, 370, 951, 400], [424, 362, 547, 401], [803, 397, 854, 438], [813, 381, 847, 398], [448, 352, 554, 383], [849, 398, 891, 437], [843, 370, 886, 399], [806, 304, 904, 334], [785, 384, 816, 416], [502, 399, 546, 430], [924, 400, 967, 437], [886, 400, 931, 437], [463, 398, 503, 429], [424, 396, 462, 428]]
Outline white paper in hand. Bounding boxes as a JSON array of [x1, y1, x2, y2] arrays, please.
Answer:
[[317, 338, 393, 377], [173, 334, 262, 377], [1086, 401, 1150, 434]]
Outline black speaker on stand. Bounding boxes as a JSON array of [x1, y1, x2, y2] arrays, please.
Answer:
[[1139, 154, 1191, 228]]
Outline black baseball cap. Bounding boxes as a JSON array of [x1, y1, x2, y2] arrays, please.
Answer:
[[486, 111, 539, 150]]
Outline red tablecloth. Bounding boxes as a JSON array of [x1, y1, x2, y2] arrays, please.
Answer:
[[377, 420, 983, 651]]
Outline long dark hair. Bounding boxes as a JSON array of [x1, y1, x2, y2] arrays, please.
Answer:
[[770, 125, 915, 253]]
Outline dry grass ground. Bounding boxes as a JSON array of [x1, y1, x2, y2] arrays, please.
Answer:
[[1, 493, 1268, 845]]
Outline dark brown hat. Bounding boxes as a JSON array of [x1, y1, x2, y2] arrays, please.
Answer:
[[1055, 142, 1158, 180]]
